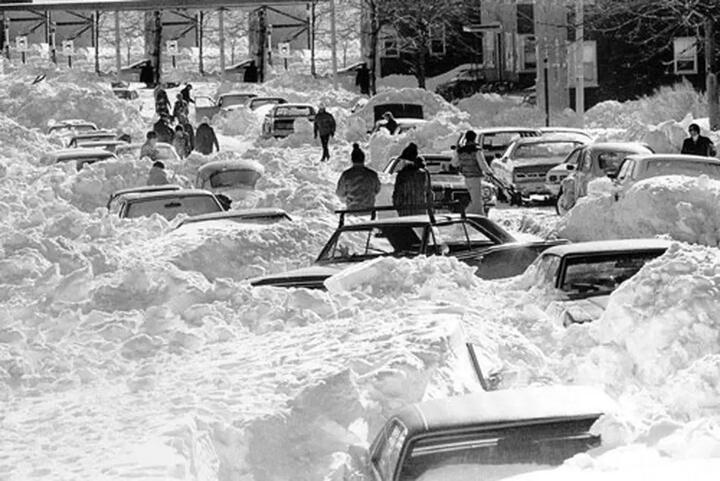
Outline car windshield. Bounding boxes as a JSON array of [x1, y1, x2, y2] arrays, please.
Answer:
[[514, 142, 578, 159], [643, 159, 720, 179], [525, 253, 561, 287], [207, 170, 261, 188], [482, 133, 523, 150], [221, 95, 254, 107], [275, 106, 313, 117], [125, 195, 222, 220], [51, 125, 96, 134], [400, 421, 600, 481], [319, 225, 425, 262], [561, 250, 666, 296], [596, 151, 637, 173]]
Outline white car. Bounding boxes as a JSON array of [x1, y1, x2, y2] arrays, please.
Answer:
[[115, 142, 180, 163]]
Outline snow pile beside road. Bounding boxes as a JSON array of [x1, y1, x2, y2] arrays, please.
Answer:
[[0, 112, 56, 163], [557, 175, 720, 246], [0, 76, 145, 137], [215, 106, 262, 137]]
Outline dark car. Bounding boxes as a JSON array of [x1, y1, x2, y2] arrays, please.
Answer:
[[368, 385, 614, 481], [435, 66, 486, 101], [250, 209, 566, 289], [528, 239, 671, 326]]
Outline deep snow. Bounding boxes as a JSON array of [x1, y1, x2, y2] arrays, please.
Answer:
[[1, 69, 720, 481]]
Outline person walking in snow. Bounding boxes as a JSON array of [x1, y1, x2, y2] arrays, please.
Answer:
[[147, 161, 169, 186], [173, 93, 189, 125], [314, 106, 337, 162], [451, 130, 492, 216], [173, 125, 191, 159], [336, 143, 381, 211], [681, 123, 717, 157], [392, 143, 433, 216], [180, 84, 195, 104], [155, 88, 171, 119], [140, 131, 160, 161], [195, 117, 220, 155], [356, 63, 370, 95], [153, 116, 174, 144]]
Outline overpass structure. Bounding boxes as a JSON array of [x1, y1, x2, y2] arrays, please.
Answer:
[[0, 0, 337, 85]]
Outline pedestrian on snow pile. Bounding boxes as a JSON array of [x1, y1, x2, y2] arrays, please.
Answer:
[[681, 123, 717, 157], [336, 143, 381, 211], [393, 143, 433, 216], [147, 161, 169, 186], [314, 105, 337, 162], [140, 131, 159, 161], [173, 125, 191, 159], [451, 130, 492, 215], [195, 117, 220, 155], [173, 93, 189, 125]]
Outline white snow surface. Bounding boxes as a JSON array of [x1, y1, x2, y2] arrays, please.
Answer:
[[2, 72, 720, 480]]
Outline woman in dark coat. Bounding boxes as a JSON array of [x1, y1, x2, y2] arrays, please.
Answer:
[[392, 143, 433, 216]]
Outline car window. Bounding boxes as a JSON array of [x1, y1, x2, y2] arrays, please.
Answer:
[[524, 253, 561, 288], [322, 226, 423, 261], [616, 159, 633, 182], [275, 106, 314, 117], [564, 148, 583, 166], [429, 222, 492, 254], [124, 195, 222, 220], [207, 170, 261, 188], [481, 133, 521, 150], [560, 251, 665, 296], [250, 98, 284, 109], [220, 95, 254, 108], [596, 151, 635, 174], [374, 422, 407, 481], [400, 423, 599, 481], [195, 96, 215, 108]]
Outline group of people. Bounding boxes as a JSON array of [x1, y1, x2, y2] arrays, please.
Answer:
[[335, 130, 491, 216], [151, 84, 220, 160]]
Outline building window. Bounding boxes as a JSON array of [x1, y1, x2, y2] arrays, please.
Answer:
[[381, 33, 399, 58], [429, 25, 446, 56], [568, 40, 598, 87], [517, 3, 534, 35], [517, 34, 536, 72], [674, 37, 698, 75]]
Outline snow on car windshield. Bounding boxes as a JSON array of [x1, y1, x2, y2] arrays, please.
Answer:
[[644, 159, 720, 179], [275, 106, 313, 117], [125, 195, 221, 220], [560, 251, 665, 295], [514, 142, 578, 159]]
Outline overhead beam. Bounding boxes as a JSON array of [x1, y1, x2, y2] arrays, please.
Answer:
[[0, 0, 312, 12]]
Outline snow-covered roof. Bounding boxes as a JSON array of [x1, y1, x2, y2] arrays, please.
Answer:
[[543, 239, 672, 257]]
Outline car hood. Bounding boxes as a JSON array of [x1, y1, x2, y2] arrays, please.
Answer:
[[250, 265, 343, 288]]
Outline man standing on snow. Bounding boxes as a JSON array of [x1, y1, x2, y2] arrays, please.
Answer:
[[336, 143, 381, 210], [314, 105, 337, 162], [147, 161, 169, 185], [356, 63, 370, 95], [451, 130, 492, 215], [195, 117, 220, 155], [140, 131, 160, 161], [681, 123, 717, 157]]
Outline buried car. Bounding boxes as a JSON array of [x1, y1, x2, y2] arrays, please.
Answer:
[[107, 184, 182, 210], [195, 91, 259, 119], [176, 208, 291, 228], [115, 189, 224, 220], [67, 131, 119, 148], [195, 159, 264, 197], [525, 239, 671, 326], [261, 103, 317, 138], [250, 208, 566, 288], [115, 142, 180, 162], [552, 142, 653, 214], [47, 119, 98, 135], [45, 148, 118, 171], [378, 154, 497, 213], [368, 385, 614, 481]]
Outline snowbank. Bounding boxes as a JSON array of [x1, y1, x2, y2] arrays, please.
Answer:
[[557, 175, 720, 246], [352, 87, 466, 128]]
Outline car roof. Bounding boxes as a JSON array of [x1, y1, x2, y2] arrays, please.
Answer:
[[52, 148, 118, 159], [110, 184, 183, 200], [197, 158, 264, 175], [121, 189, 217, 202], [394, 385, 615, 436], [586, 142, 652, 152], [539, 127, 591, 137], [274, 103, 314, 109], [77, 140, 126, 146], [52, 119, 97, 127], [70, 131, 116, 139], [178, 208, 291, 226], [477, 127, 541, 135], [628, 153, 720, 165], [396, 118, 429, 124], [514, 136, 585, 146], [220, 91, 258, 98], [542, 238, 672, 257]]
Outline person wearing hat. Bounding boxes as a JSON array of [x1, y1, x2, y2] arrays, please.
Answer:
[[451, 130, 492, 215], [336, 143, 381, 210], [314, 105, 337, 162], [195, 117, 220, 155], [147, 160, 169, 186], [392, 142, 433, 216], [681, 123, 716, 157]]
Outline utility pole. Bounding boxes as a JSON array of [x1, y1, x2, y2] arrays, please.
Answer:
[[575, 0, 584, 126], [330, 0, 338, 89], [706, 16, 718, 131]]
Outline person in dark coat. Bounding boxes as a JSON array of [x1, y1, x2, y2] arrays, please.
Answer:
[[382, 111, 399, 135], [356, 63, 370, 95], [155, 89, 171, 119], [392, 143, 433, 216], [195, 117, 220, 155], [173, 125, 191, 159], [336, 144, 381, 210], [147, 161, 169, 185], [173, 93, 189, 125], [314, 106, 337, 162], [681, 123, 717, 157], [180, 84, 195, 104], [140, 62, 154, 88], [153, 116, 174, 144], [182, 121, 195, 152], [244, 61, 259, 83]]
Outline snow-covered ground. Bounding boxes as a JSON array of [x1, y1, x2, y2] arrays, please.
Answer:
[[1, 66, 720, 481]]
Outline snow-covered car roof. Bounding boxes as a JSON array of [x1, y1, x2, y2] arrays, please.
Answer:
[[477, 127, 541, 135], [627, 153, 720, 165], [543, 238, 672, 257], [539, 127, 592, 139], [119, 188, 217, 202], [583, 141, 653, 153], [107, 184, 183, 208], [197, 158, 264, 177], [76, 140, 127, 149], [392, 385, 614, 436], [50, 148, 118, 160], [115, 142, 174, 152], [176, 208, 291, 227]]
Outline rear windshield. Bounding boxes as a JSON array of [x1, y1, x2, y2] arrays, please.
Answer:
[[221, 95, 254, 107], [514, 142, 578, 159], [207, 170, 261, 188], [481, 133, 523, 150], [50, 125, 96, 134], [275, 106, 313, 117], [125, 195, 221, 220], [401, 421, 600, 481], [643, 159, 720, 179]]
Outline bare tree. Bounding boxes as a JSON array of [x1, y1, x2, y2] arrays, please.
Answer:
[[314, 0, 362, 68]]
